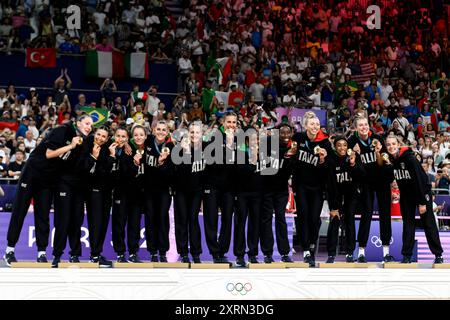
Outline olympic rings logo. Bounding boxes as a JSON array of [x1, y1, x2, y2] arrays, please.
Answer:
[[371, 236, 394, 248], [226, 282, 252, 296]]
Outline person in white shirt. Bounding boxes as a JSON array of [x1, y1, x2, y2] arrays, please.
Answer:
[[281, 66, 298, 83], [145, 86, 160, 123], [309, 88, 322, 107], [241, 38, 256, 55], [23, 130, 36, 153], [380, 78, 393, 102], [282, 88, 297, 106], [28, 119, 39, 140], [178, 52, 193, 90], [336, 61, 352, 82], [0, 89, 8, 108], [392, 109, 410, 136], [93, 9, 106, 30]]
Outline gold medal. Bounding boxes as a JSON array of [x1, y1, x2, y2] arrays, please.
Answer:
[[162, 147, 170, 155], [314, 146, 321, 154], [78, 137, 83, 145], [371, 139, 379, 147], [382, 152, 389, 161], [137, 149, 144, 155], [291, 141, 297, 149]]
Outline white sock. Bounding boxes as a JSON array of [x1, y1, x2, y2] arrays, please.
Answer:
[[358, 247, 365, 256], [6, 246, 14, 254], [303, 250, 310, 258], [383, 246, 389, 257], [38, 251, 46, 257]]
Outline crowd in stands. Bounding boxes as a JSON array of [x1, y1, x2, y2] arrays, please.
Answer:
[[0, 0, 450, 193]]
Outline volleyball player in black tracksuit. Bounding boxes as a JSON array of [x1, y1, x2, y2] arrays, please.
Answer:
[[203, 113, 238, 264], [234, 130, 263, 267], [85, 127, 114, 267], [3, 120, 85, 266], [173, 123, 205, 263], [348, 116, 394, 263], [292, 112, 332, 267], [110, 127, 138, 263], [52, 117, 94, 267], [326, 136, 365, 263], [385, 136, 444, 264], [259, 125, 295, 263], [143, 121, 174, 263], [123, 125, 148, 263]]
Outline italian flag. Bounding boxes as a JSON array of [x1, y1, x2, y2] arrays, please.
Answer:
[[131, 91, 149, 103], [215, 57, 232, 85], [85, 50, 125, 78], [125, 53, 149, 79]]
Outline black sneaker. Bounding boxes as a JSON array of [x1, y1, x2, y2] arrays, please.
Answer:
[[383, 254, 395, 263], [116, 254, 128, 263], [357, 254, 367, 263], [98, 255, 113, 268], [303, 254, 315, 267], [310, 249, 316, 261], [249, 256, 259, 264], [69, 255, 80, 263], [4, 251, 17, 267], [281, 255, 293, 263], [128, 254, 142, 263], [434, 256, 444, 264], [90, 255, 112, 268], [235, 256, 246, 268], [401, 255, 412, 264], [150, 254, 159, 262], [213, 254, 222, 263], [264, 255, 274, 264], [326, 256, 335, 264], [192, 255, 201, 264], [345, 254, 354, 263], [159, 255, 168, 263], [51, 256, 60, 268], [181, 255, 190, 263], [220, 255, 230, 264], [37, 253, 48, 263]]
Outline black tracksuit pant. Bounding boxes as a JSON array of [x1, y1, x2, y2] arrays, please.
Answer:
[[144, 188, 171, 255], [327, 190, 359, 256], [203, 189, 234, 256], [400, 193, 443, 257], [294, 185, 324, 251], [234, 191, 261, 258], [111, 187, 142, 255], [53, 180, 87, 258], [86, 187, 111, 256], [260, 190, 290, 256], [357, 182, 392, 247], [173, 190, 202, 255], [7, 171, 52, 252]]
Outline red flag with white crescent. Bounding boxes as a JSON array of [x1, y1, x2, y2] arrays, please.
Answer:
[[25, 48, 57, 68]]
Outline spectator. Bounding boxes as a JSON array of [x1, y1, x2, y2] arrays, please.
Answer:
[[53, 68, 72, 106], [100, 78, 117, 108], [16, 116, 30, 138], [7, 149, 25, 183], [23, 130, 36, 153]]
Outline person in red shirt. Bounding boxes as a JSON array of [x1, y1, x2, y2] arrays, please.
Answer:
[[373, 118, 385, 134], [391, 180, 401, 217]]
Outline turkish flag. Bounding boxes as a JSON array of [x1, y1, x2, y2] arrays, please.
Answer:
[[25, 48, 56, 68]]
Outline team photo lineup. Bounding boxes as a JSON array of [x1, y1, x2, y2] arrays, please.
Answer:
[[0, 0, 448, 270]]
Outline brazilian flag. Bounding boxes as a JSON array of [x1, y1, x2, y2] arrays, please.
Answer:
[[80, 107, 109, 127]]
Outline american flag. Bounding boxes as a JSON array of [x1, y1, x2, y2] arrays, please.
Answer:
[[351, 63, 375, 85]]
